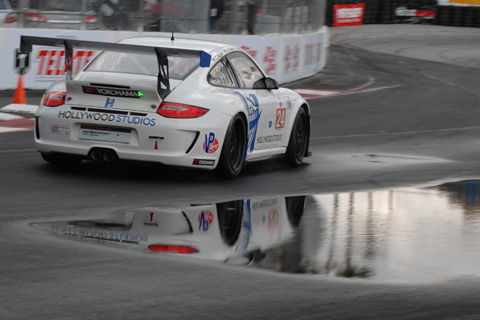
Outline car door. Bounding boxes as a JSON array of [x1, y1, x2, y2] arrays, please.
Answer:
[[226, 52, 285, 156]]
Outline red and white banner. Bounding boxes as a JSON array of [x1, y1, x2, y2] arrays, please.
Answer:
[[333, 3, 366, 27]]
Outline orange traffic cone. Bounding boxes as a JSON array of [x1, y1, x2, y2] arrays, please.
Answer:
[[12, 75, 27, 104]]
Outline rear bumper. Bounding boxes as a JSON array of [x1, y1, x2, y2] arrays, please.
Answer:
[[35, 106, 230, 169]]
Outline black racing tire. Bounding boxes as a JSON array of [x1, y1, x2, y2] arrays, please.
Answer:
[[41, 153, 83, 166], [218, 114, 247, 179], [216, 200, 243, 246], [285, 107, 309, 167]]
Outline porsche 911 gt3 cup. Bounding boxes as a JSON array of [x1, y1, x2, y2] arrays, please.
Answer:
[[31, 195, 306, 263], [19, 35, 311, 178]]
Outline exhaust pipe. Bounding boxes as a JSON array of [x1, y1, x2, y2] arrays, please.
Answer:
[[90, 149, 103, 161], [103, 150, 116, 162]]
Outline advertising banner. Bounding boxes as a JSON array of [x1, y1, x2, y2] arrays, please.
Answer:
[[0, 30, 106, 89], [230, 35, 281, 80], [333, 3, 366, 27], [281, 35, 302, 83], [395, 6, 435, 24], [0, 27, 329, 89]]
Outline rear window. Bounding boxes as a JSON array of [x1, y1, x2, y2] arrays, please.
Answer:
[[85, 52, 200, 80], [31, 0, 93, 11], [0, 0, 9, 10]]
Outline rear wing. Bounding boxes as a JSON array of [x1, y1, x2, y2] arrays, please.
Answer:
[[17, 36, 212, 99]]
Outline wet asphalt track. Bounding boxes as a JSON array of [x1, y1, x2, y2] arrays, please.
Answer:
[[2, 25, 480, 319]]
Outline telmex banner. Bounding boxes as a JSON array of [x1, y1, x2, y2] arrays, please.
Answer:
[[333, 3, 366, 27], [0, 27, 329, 89]]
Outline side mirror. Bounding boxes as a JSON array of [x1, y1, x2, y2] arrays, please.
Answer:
[[253, 77, 279, 90], [265, 77, 279, 90], [253, 78, 280, 90]]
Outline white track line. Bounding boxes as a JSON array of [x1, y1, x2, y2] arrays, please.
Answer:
[[2, 104, 38, 115], [294, 89, 340, 96]]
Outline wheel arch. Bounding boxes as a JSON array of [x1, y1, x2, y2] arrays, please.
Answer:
[[285, 102, 311, 158]]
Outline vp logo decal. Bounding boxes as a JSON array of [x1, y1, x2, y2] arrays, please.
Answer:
[[203, 132, 219, 154], [198, 211, 214, 231]]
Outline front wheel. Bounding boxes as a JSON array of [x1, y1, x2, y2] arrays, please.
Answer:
[[41, 153, 83, 166], [218, 114, 247, 179], [285, 107, 309, 166]]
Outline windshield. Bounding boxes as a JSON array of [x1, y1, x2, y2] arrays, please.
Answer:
[[85, 51, 200, 80], [37, 0, 83, 11]]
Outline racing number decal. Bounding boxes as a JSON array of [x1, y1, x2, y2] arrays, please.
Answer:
[[275, 108, 286, 129]]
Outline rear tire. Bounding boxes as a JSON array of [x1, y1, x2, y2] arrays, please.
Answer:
[[285, 107, 308, 166], [41, 153, 82, 166], [218, 114, 247, 179]]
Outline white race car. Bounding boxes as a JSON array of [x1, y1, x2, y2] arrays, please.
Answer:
[[20, 35, 311, 178], [31, 196, 306, 263]]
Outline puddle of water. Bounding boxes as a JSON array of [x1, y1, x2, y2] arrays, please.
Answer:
[[32, 181, 480, 282]]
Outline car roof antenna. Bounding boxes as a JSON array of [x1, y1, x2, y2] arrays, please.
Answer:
[[171, 31, 175, 43]]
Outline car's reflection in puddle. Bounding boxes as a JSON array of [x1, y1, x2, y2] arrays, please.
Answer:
[[32, 181, 480, 282]]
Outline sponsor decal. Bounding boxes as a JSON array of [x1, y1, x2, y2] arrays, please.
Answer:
[[203, 132, 219, 154], [256, 134, 282, 144], [395, 7, 435, 17], [252, 198, 278, 210], [235, 200, 253, 254], [263, 46, 277, 76], [234, 92, 261, 154], [304, 43, 314, 66], [50, 124, 69, 135], [82, 86, 142, 99], [269, 120, 273, 128], [286, 96, 292, 109], [268, 209, 279, 232], [275, 108, 286, 129], [284, 44, 300, 73], [105, 98, 115, 108], [241, 46, 258, 59], [57, 111, 156, 127], [36, 49, 94, 76], [52, 225, 148, 243], [198, 211, 214, 231], [193, 159, 215, 166], [333, 3, 365, 27]]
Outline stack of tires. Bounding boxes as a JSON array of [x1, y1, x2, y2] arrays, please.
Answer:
[[326, 0, 334, 27], [435, 4, 480, 28], [364, 0, 380, 24], [325, 0, 480, 28], [435, 4, 451, 25], [378, 0, 398, 24]]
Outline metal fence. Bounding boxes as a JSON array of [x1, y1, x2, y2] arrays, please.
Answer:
[[10, 0, 326, 34]]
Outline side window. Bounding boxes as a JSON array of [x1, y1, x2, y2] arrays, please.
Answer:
[[0, 1, 7, 10], [208, 59, 237, 88], [228, 53, 264, 89]]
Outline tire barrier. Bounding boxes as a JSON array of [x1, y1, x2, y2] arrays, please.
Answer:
[[325, 0, 480, 28]]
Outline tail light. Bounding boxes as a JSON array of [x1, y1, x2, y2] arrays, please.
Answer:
[[148, 244, 199, 254], [157, 102, 208, 118], [84, 15, 98, 23], [43, 92, 66, 107], [4, 13, 17, 24], [25, 13, 47, 22]]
